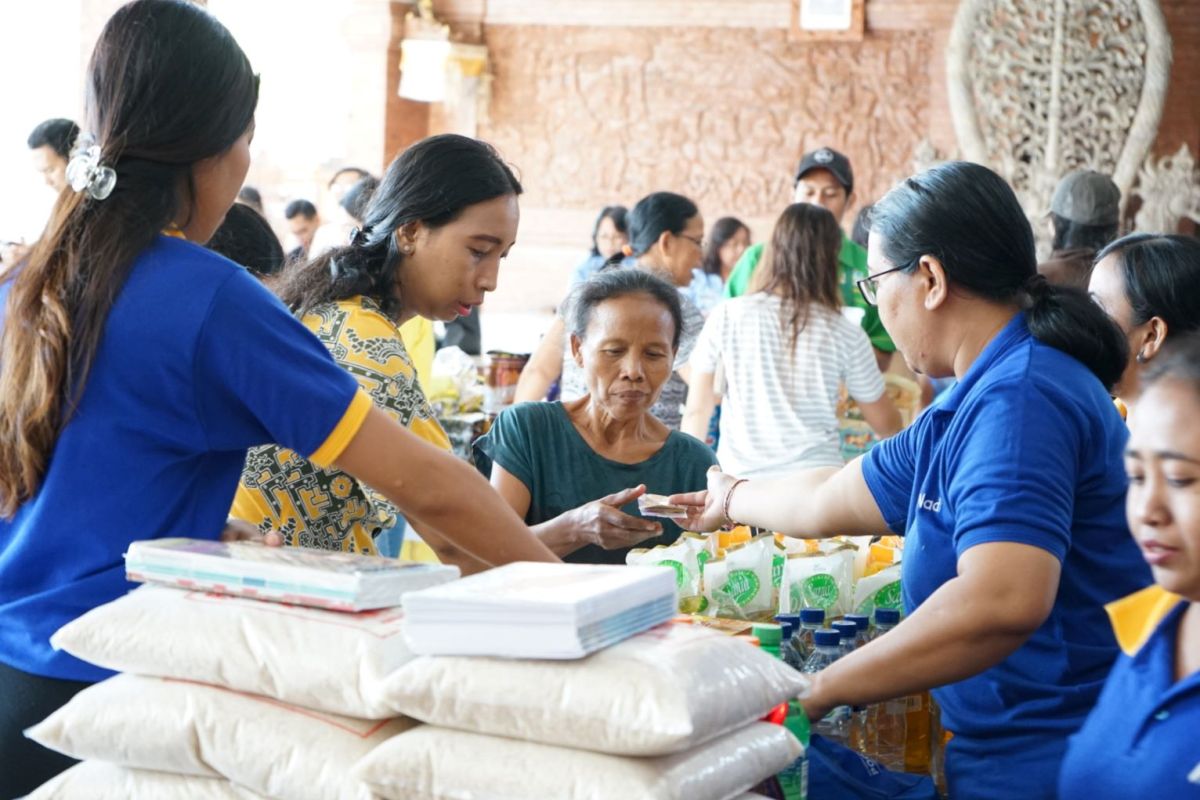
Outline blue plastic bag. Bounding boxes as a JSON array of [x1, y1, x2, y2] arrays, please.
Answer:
[[808, 735, 938, 799]]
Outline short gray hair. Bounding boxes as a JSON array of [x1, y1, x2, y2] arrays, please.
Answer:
[[564, 268, 683, 351]]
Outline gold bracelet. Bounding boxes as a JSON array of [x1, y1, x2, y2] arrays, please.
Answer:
[[722, 478, 748, 529]]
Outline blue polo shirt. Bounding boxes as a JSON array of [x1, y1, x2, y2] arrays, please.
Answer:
[[1059, 596, 1200, 799], [0, 236, 370, 681], [862, 312, 1151, 799]]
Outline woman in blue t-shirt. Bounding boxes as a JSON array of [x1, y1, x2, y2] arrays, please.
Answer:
[[476, 268, 718, 564], [1058, 333, 1200, 799], [0, 2, 556, 793], [673, 162, 1151, 799]]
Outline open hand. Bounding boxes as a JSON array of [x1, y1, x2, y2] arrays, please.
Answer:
[[571, 485, 664, 550]]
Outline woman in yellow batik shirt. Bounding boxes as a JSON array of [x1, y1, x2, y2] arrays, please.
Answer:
[[232, 133, 522, 568]]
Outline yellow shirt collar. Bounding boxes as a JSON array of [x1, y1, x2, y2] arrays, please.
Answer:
[[1105, 584, 1184, 656]]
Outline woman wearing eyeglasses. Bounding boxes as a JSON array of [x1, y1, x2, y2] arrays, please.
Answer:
[[672, 162, 1151, 800], [515, 192, 707, 430], [681, 203, 900, 477]]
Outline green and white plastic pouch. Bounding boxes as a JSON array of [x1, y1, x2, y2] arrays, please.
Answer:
[[705, 535, 775, 617], [780, 546, 855, 617], [626, 534, 706, 612], [852, 562, 903, 617]]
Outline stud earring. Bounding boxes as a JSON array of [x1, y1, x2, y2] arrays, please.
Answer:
[[1135, 351, 1148, 364]]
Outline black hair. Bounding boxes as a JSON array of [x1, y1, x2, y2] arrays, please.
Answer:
[[0, 0, 258, 516], [1050, 212, 1119, 253], [207, 202, 285, 277], [284, 199, 317, 220], [340, 176, 379, 224], [851, 203, 874, 249], [1142, 331, 1200, 398], [328, 166, 370, 189], [700, 216, 749, 276], [870, 161, 1128, 390], [27, 118, 80, 158], [277, 134, 521, 320], [589, 205, 628, 257], [1095, 233, 1200, 334], [617, 191, 699, 265], [566, 268, 683, 352], [237, 185, 263, 212]]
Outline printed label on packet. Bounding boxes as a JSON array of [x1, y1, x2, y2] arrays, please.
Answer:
[[721, 569, 761, 607]]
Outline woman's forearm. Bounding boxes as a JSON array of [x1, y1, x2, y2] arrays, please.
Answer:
[[408, 521, 494, 576], [338, 407, 560, 566], [725, 463, 877, 537], [806, 543, 1059, 713], [681, 372, 717, 441], [530, 515, 584, 558], [514, 319, 565, 403]]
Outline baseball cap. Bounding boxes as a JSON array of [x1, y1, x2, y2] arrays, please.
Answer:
[[1049, 170, 1120, 226], [795, 147, 854, 194]]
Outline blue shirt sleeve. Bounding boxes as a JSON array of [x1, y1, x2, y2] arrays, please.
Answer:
[[861, 417, 920, 534], [475, 402, 538, 490], [946, 382, 1080, 561], [193, 268, 360, 456]]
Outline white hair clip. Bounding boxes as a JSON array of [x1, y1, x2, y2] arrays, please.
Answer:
[[66, 133, 117, 201]]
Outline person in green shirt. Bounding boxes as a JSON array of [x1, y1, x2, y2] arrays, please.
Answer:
[[725, 147, 895, 369]]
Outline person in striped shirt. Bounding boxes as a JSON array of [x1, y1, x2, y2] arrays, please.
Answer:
[[682, 203, 901, 477]]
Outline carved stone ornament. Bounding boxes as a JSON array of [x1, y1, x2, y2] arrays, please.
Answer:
[[1134, 145, 1200, 233], [946, 0, 1172, 228]]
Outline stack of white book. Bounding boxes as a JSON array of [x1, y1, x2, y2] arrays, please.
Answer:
[[125, 537, 459, 611], [402, 561, 678, 658]]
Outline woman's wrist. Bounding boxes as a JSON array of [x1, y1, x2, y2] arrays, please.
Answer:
[[722, 478, 749, 528], [532, 515, 585, 557]]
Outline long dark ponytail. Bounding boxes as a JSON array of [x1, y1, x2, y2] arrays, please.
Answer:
[[0, 0, 258, 518], [870, 161, 1128, 389], [276, 134, 522, 320]]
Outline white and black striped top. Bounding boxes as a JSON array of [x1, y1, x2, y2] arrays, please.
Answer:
[[691, 294, 886, 476]]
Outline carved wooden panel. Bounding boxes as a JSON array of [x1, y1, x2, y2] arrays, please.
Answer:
[[478, 26, 931, 219]]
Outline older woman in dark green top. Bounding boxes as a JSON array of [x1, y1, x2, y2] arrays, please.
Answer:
[[476, 269, 718, 564]]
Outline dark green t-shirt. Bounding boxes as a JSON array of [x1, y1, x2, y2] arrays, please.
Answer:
[[474, 402, 719, 564], [723, 236, 895, 353]]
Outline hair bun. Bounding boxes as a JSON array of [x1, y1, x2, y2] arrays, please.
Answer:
[[1024, 272, 1052, 300]]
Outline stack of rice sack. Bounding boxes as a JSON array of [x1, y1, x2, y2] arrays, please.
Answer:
[[25, 584, 418, 799], [356, 621, 810, 800], [630, 530, 904, 622]]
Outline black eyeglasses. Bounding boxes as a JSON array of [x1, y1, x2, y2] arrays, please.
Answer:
[[678, 233, 705, 249], [857, 266, 905, 306]]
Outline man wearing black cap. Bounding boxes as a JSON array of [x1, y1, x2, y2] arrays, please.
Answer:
[[724, 147, 895, 366], [1037, 169, 1122, 290]]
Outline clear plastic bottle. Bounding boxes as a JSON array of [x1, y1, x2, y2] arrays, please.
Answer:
[[831, 620, 859, 656], [869, 608, 900, 641], [862, 608, 906, 770], [801, 630, 849, 746], [792, 608, 825, 663], [846, 615, 872, 751], [844, 614, 871, 649], [775, 615, 802, 669]]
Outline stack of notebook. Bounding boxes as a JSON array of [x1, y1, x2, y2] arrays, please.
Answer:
[[401, 562, 678, 659], [125, 538, 459, 612]]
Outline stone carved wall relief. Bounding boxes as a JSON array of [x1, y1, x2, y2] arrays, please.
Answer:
[[947, 0, 1171, 232], [478, 26, 933, 218], [1134, 145, 1200, 232]]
